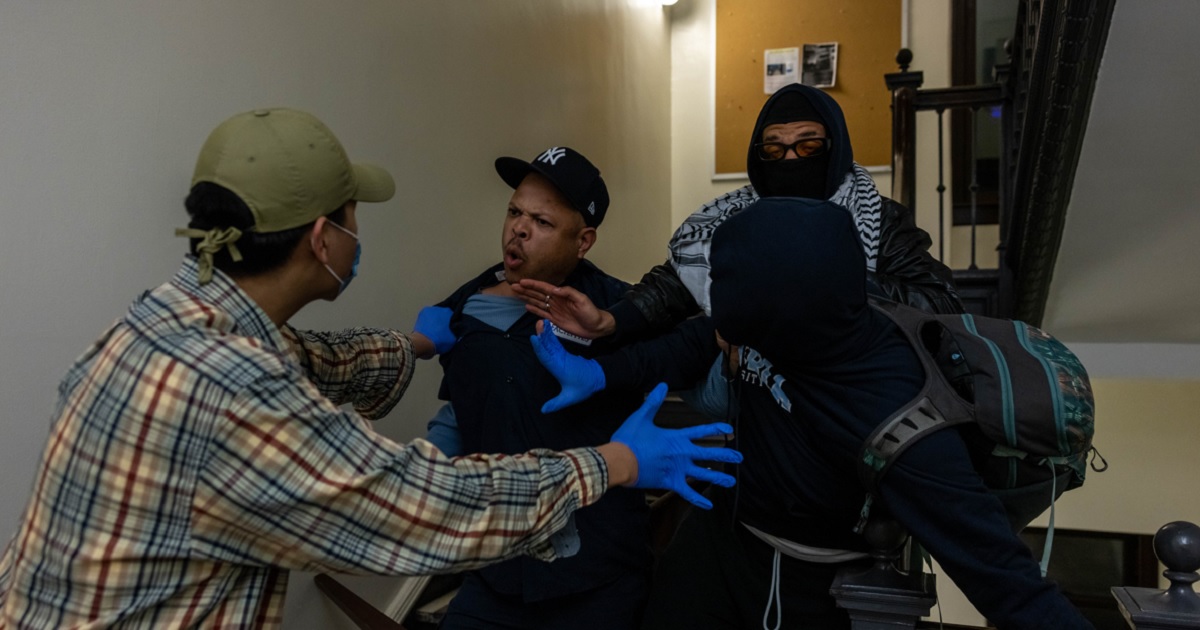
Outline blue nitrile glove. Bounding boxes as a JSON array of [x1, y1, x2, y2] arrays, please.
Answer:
[[531, 320, 606, 413], [611, 383, 742, 510], [414, 306, 456, 355]]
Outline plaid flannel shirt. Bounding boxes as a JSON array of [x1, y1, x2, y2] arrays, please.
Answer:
[[0, 257, 607, 629]]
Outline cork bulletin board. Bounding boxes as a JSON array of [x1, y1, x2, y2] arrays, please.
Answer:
[[715, 0, 901, 174]]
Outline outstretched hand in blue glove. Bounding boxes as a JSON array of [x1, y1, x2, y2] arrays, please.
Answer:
[[612, 383, 741, 510], [531, 321, 606, 413], [414, 306, 457, 355]]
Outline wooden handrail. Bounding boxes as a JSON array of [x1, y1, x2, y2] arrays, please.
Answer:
[[314, 573, 407, 630], [912, 85, 1003, 110]]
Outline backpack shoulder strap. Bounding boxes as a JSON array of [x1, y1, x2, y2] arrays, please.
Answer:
[[858, 300, 975, 496]]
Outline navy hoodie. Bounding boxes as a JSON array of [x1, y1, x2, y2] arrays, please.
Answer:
[[709, 197, 922, 550], [708, 199, 1094, 629]]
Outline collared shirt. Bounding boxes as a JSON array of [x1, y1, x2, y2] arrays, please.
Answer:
[[0, 257, 607, 629]]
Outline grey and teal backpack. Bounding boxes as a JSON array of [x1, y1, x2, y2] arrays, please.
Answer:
[[856, 298, 1102, 569]]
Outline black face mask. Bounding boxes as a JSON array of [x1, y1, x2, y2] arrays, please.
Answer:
[[758, 153, 830, 199]]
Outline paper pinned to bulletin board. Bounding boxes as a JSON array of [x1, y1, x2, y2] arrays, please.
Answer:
[[764, 47, 799, 94], [715, 0, 901, 174], [802, 43, 839, 88]]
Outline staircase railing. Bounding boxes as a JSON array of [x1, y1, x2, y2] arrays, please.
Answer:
[[886, 0, 1117, 325], [833, 1, 1126, 626], [886, 49, 1012, 318]]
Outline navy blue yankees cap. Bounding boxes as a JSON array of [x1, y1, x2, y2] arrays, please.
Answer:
[[495, 146, 610, 228]]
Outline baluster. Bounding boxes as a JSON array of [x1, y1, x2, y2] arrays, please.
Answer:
[[886, 48, 923, 213], [936, 108, 946, 262], [1112, 521, 1200, 629], [969, 105, 981, 271], [995, 41, 1016, 317]]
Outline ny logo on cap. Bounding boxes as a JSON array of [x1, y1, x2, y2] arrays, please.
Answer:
[[538, 147, 567, 165]]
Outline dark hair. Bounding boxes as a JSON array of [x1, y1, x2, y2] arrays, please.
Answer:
[[184, 182, 348, 278]]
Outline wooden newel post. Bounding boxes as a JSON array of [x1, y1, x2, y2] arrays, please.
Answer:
[[1112, 521, 1200, 629], [885, 48, 923, 213], [829, 517, 936, 629]]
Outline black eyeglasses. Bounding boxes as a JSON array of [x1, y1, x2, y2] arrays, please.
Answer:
[[754, 137, 830, 161]]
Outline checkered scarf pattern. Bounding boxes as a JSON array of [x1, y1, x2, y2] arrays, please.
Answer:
[[668, 163, 883, 314]]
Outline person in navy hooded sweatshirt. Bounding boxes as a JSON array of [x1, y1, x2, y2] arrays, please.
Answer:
[[629, 199, 1092, 629]]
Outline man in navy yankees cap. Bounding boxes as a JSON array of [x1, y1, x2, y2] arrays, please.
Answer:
[[495, 145, 611, 229], [413, 146, 663, 628]]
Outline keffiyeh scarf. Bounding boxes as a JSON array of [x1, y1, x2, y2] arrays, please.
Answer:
[[667, 163, 882, 314]]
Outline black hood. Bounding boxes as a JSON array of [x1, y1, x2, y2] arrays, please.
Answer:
[[710, 197, 876, 369], [746, 83, 854, 201]]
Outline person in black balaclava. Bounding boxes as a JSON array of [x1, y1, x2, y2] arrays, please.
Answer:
[[631, 198, 1094, 630], [506, 82, 961, 350], [752, 90, 834, 199]]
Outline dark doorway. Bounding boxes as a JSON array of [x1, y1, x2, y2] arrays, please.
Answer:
[[950, 1, 1017, 226]]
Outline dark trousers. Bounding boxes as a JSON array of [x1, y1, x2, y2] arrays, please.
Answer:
[[641, 505, 853, 630], [440, 571, 648, 630]]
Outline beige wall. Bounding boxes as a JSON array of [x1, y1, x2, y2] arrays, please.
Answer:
[[909, 0, 955, 267], [933, 377, 1200, 626], [0, 2, 673, 628], [1037, 379, 1200, 534], [670, 0, 742, 227]]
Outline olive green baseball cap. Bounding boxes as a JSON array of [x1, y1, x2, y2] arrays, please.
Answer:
[[191, 108, 395, 233]]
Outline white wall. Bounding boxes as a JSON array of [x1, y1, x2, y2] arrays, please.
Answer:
[[0, 2, 673, 628]]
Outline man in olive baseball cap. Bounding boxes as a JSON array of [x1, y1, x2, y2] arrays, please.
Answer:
[[191, 108, 395, 233], [179, 107, 395, 291]]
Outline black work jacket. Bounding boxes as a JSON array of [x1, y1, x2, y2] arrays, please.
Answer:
[[436, 261, 651, 601]]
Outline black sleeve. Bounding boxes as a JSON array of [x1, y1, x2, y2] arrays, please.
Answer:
[[595, 316, 719, 392], [870, 200, 965, 315], [606, 261, 704, 341]]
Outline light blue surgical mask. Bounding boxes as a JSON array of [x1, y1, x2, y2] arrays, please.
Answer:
[[323, 220, 360, 295]]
